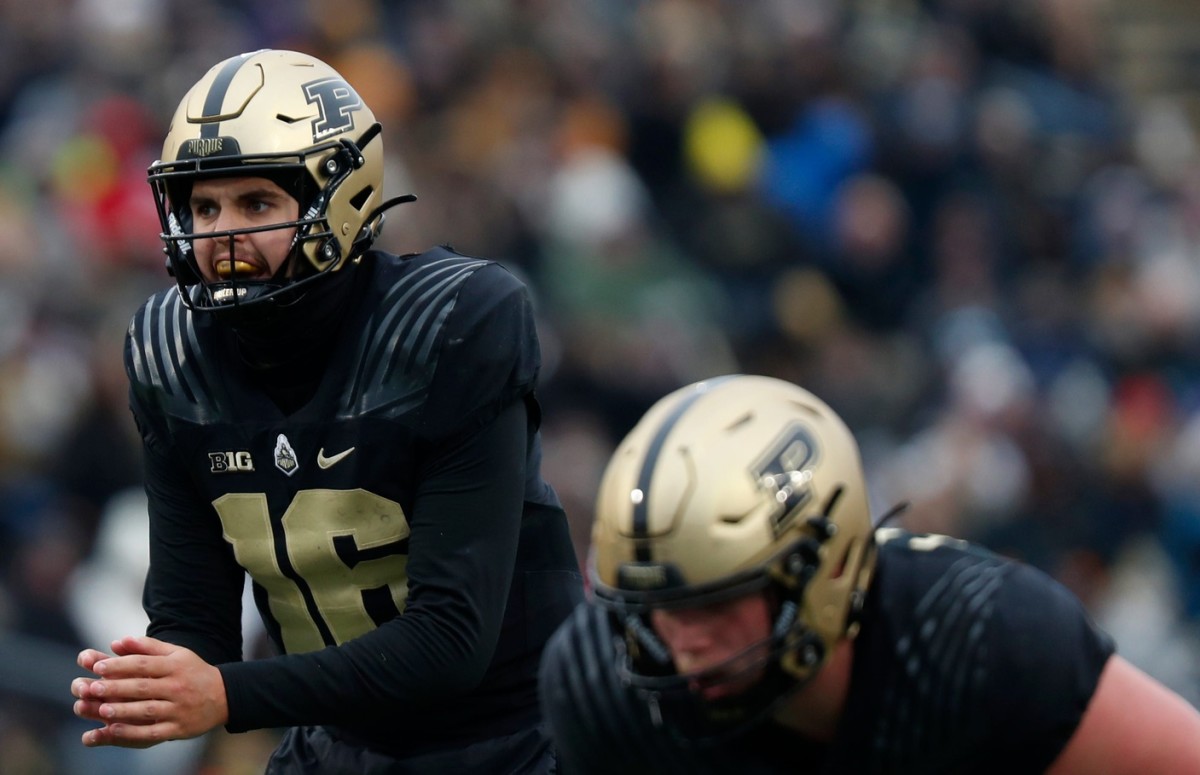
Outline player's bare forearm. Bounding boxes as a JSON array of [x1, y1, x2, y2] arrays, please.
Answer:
[[71, 635, 228, 748], [1046, 656, 1200, 774]]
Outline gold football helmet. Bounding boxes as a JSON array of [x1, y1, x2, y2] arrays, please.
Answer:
[[147, 49, 412, 318], [591, 374, 877, 738]]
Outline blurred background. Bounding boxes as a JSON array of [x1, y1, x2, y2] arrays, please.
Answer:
[[3, 0, 1200, 772]]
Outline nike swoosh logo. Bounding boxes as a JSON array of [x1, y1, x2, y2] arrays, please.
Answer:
[[317, 446, 356, 469]]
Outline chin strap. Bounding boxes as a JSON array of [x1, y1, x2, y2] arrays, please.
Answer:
[[353, 194, 418, 254]]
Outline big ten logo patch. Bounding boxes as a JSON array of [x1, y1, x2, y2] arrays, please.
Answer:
[[209, 450, 255, 473]]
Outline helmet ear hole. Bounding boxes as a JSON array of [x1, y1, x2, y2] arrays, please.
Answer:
[[827, 539, 859, 581], [349, 186, 373, 211]]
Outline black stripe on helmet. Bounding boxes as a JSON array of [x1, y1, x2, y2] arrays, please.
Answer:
[[199, 52, 258, 138], [632, 375, 738, 561]]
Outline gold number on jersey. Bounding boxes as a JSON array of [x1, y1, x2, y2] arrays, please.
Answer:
[[214, 489, 410, 653]]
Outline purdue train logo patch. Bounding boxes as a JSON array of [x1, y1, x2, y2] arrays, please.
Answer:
[[274, 434, 299, 476]]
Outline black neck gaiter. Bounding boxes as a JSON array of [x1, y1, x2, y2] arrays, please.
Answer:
[[229, 263, 360, 414]]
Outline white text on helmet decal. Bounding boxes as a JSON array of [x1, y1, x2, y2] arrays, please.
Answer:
[[185, 137, 224, 157]]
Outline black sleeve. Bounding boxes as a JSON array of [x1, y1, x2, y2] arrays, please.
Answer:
[[219, 398, 530, 730], [134, 396, 246, 666], [989, 559, 1116, 771]]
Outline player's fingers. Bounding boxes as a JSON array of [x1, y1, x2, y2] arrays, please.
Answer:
[[73, 699, 106, 721], [71, 677, 97, 699], [82, 721, 173, 749], [84, 677, 158, 701], [94, 654, 173, 680], [96, 698, 169, 725], [77, 649, 110, 671], [111, 635, 174, 658]]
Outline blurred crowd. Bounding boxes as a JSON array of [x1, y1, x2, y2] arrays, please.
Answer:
[[2, 0, 1200, 772]]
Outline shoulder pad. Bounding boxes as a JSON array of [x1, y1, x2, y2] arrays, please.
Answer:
[[125, 288, 225, 423], [337, 250, 490, 418]]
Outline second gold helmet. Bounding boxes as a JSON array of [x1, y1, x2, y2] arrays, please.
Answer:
[[591, 374, 877, 737]]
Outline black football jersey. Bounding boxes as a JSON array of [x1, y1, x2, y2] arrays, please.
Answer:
[[540, 528, 1114, 774], [126, 247, 583, 753]]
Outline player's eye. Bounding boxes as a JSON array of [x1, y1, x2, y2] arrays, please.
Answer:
[[191, 202, 217, 220]]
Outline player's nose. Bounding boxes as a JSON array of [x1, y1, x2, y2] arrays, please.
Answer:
[[653, 610, 715, 656]]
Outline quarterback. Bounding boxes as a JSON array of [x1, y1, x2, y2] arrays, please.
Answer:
[[70, 49, 582, 773]]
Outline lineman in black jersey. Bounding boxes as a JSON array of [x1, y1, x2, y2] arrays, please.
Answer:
[[539, 375, 1200, 774], [70, 50, 583, 773]]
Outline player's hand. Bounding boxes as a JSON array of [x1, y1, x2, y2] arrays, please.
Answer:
[[71, 635, 228, 748]]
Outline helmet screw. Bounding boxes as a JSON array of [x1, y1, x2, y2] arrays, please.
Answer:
[[322, 242, 336, 259], [803, 645, 818, 664], [325, 159, 339, 174]]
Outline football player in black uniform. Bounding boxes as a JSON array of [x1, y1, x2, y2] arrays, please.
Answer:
[[539, 374, 1200, 774], [69, 49, 583, 773]]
